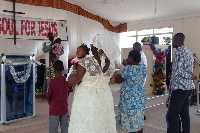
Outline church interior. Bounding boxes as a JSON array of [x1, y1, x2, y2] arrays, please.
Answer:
[[0, 0, 200, 133]]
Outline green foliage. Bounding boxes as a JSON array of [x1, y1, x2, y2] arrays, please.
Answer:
[[152, 62, 166, 95], [35, 87, 43, 94]]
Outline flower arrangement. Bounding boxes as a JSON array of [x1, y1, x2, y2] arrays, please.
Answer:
[[45, 66, 55, 79], [163, 37, 172, 44], [148, 43, 171, 95], [152, 77, 166, 95], [141, 37, 152, 44], [152, 63, 167, 95]]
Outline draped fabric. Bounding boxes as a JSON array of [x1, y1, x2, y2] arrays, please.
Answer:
[[3, 0, 127, 33], [92, 34, 121, 64]]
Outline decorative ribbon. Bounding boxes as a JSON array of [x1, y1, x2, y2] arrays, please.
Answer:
[[6, 59, 35, 83]]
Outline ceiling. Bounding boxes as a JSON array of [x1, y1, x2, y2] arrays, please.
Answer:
[[66, 0, 200, 23]]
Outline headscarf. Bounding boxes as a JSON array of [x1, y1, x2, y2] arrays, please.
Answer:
[[92, 34, 120, 64]]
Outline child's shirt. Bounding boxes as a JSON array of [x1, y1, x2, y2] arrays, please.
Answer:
[[66, 57, 81, 81], [52, 43, 64, 55], [46, 76, 71, 116], [71, 57, 81, 64]]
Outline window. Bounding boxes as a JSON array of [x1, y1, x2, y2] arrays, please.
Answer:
[[137, 29, 153, 35], [120, 36, 136, 48], [154, 27, 173, 34], [120, 27, 173, 48], [120, 31, 136, 48], [156, 34, 173, 45], [120, 31, 136, 37], [137, 35, 149, 44]]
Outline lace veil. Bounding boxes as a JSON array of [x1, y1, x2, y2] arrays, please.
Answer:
[[92, 34, 120, 64]]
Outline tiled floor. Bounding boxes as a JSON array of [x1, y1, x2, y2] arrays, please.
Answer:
[[0, 84, 200, 133]]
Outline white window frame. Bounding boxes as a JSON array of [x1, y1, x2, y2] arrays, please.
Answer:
[[120, 27, 173, 48]]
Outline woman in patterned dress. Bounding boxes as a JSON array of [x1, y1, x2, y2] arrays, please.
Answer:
[[115, 50, 147, 133]]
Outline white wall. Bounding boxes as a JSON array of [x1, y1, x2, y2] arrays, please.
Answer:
[[128, 16, 200, 58], [0, 1, 120, 72], [182, 17, 200, 58], [127, 16, 200, 92]]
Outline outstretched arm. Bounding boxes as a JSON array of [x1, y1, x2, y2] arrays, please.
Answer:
[[163, 45, 171, 58], [102, 56, 110, 73], [115, 67, 127, 84], [148, 43, 158, 57]]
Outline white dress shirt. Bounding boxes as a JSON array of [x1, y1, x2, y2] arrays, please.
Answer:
[[140, 51, 147, 66], [140, 51, 147, 87]]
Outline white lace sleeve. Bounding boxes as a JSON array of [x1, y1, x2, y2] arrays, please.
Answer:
[[78, 57, 115, 77], [79, 57, 102, 76]]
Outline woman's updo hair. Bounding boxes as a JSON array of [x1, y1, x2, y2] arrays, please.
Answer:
[[79, 43, 90, 55], [128, 50, 141, 63]]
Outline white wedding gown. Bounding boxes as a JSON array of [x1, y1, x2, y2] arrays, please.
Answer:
[[68, 57, 117, 133]]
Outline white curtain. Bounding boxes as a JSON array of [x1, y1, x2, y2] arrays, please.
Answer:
[[0, 1, 120, 71]]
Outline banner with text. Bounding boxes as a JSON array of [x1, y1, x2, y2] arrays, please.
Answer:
[[0, 14, 68, 40]]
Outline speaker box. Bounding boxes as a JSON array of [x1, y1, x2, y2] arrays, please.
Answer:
[[151, 36, 159, 44]]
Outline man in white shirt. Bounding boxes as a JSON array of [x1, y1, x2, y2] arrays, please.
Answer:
[[42, 32, 54, 94], [122, 42, 147, 67], [133, 42, 147, 66]]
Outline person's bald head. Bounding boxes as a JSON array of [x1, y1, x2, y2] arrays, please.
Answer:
[[133, 42, 142, 51]]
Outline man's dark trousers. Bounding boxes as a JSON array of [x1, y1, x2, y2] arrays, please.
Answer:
[[168, 89, 192, 133]]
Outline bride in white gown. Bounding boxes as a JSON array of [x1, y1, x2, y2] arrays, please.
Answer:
[[68, 35, 120, 133]]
